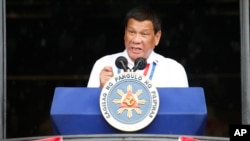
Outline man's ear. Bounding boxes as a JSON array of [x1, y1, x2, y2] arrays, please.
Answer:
[[154, 30, 161, 46]]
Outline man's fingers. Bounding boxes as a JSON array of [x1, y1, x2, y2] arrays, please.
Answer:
[[103, 66, 113, 72], [100, 66, 114, 87], [102, 66, 113, 76]]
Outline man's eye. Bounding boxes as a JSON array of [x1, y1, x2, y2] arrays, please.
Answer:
[[129, 31, 135, 34]]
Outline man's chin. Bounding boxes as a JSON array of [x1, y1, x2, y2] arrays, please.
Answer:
[[129, 55, 143, 61]]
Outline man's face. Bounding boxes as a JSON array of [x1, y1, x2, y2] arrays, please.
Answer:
[[124, 18, 161, 62]]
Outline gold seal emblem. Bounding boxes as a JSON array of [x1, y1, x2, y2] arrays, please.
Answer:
[[113, 85, 147, 118], [100, 72, 159, 132]]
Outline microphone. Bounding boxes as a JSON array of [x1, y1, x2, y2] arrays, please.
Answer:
[[115, 56, 130, 71], [132, 57, 147, 72]]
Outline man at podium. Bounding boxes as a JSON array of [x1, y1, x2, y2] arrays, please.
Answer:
[[87, 5, 189, 88], [50, 5, 207, 136]]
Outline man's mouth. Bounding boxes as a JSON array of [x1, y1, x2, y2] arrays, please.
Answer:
[[131, 47, 142, 52]]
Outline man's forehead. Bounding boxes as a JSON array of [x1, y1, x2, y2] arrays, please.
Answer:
[[127, 19, 154, 30]]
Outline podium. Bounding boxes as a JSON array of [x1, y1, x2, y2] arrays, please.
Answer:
[[50, 87, 207, 135]]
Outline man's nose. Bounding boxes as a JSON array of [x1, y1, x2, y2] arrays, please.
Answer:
[[132, 34, 142, 43]]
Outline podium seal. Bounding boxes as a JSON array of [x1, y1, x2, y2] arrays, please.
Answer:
[[100, 72, 160, 132]]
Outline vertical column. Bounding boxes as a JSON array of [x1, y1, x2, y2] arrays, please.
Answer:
[[240, 0, 250, 124], [0, 0, 6, 139]]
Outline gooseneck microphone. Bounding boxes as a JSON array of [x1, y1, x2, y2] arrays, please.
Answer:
[[115, 56, 130, 71], [132, 57, 147, 72]]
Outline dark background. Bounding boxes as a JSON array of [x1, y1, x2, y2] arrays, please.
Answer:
[[6, 0, 240, 138]]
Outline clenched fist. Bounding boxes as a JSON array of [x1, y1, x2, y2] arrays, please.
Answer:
[[100, 66, 114, 87]]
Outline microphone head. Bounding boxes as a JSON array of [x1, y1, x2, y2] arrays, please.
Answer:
[[115, 56, 129, 70], [134, 57, 147, 70]]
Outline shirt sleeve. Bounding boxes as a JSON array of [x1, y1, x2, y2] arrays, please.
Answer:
[[175, 63, 189, 87], [165, 59, 189, 87], [87, 59, 102, 87]]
